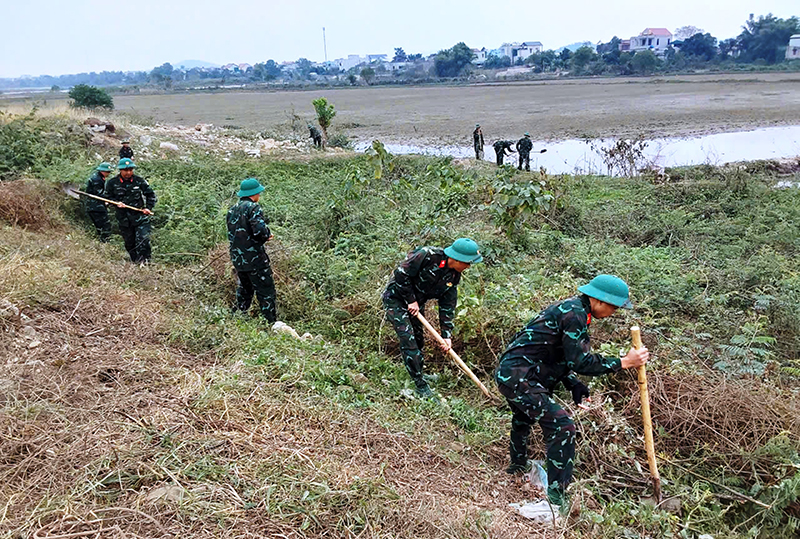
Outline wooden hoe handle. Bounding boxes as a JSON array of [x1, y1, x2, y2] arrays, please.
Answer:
[[631, 326, 661, 502], [414, 313, 495, 401], [72, 188, 150, 214]]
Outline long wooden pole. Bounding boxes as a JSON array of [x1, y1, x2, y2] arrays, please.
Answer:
[[66, 187, 149, 214], [631, 325, 661, 502], [414, 312, 495, 401]]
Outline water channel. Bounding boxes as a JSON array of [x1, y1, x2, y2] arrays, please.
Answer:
[[356, 125, 800, 176]]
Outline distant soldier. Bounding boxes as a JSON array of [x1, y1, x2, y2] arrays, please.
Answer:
[[104, 158, 156, 264], [85, 162, 113, 242], [227, 178, 277, 323], [308, 124, 323, 148], [119, 138, 134, 159], [382, 239, 483, 398], [473, 124, 485, 160], [495, 275, 649, 510], [493, 140, 516, 166], [516, 132, 533, 171]]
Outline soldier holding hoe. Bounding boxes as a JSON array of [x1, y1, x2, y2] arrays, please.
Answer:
[[495, 275, 650, 510], [104, 158, 156, 264], [473, 124, 485, 160], [516, 132, 533, 171], [383, 239, 483, 398], [227, 178, 278, 324], [493, 140, 516, 166], [84, 162, 113, 242]]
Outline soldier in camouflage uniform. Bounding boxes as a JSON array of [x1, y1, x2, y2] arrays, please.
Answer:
[[495, 274, 649, 507], [382, 238, 483, 397], [473, 124, 485, 160], [104, 158, 156, 264], [516, 132, 533, 171], [227, 178, 277, 323], [85, 162, 113, 242], [493, 140, 516, 166], [308, 124, 323, 148], [119, 139, 134, 159]]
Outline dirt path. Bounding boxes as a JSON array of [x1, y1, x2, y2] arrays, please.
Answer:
[[113, 73, 800, 145]]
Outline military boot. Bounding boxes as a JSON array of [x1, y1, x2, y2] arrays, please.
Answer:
[[505, 459, 533, 475], [413, 377, 434, 399]]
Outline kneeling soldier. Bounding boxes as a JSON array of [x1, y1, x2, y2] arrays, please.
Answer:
[[495, 274, 649, 508], [382, 239, 482, 397], [227, 178, 277, 323]]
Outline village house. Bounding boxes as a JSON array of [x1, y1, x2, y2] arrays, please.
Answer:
[[787, 34, 800, 60], [628, 28, 673, 55], [498, 41, 544, 62], [471, 48, 488, 64]]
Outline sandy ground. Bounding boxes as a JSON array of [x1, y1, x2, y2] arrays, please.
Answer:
[[109, 73, 800, 145]]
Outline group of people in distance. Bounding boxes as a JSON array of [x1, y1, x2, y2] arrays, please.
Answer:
[[473, 124, 540, 171], [82, 137, 649, 516]]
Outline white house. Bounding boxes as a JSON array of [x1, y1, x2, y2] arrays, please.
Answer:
[[498, 41, 544, 62], [787, 34, 800, 60], [629, 28, 673, 55], [471, 47, 488, 64], [335, 55, 365, 71]]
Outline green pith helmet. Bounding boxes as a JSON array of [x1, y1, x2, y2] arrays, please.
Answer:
[[96, 162, 113, 172], [237, 177, 265, 198], [578, 274, 633, 309], [476, 124, 480, 128], [444, 238, 483, 264], [524, 132, 530, 137], [117, 158, 136, 169], [121, 138, 131, 144]]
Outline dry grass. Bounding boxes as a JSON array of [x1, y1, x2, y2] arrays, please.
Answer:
[[0, 224, 556, 538], [0, 180, 64, 231]]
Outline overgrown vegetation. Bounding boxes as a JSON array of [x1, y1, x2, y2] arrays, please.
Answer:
[[68, 84, 114, 110], [2, 112, 800, 538]]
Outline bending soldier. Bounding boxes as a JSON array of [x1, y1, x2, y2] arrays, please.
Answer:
[[495, 275, 649, 510], [383, 239, 483, 398], [493, 140, 516, 166], [473, 124, 485, 160], [227, 178, 278, 323], [516, 132, 533, 171], [308, 124, 323, 148], [85, 162, 113, 242], [104, 158, 156, 264]]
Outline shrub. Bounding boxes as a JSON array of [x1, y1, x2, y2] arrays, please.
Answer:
[[68, 84, 114, 109]]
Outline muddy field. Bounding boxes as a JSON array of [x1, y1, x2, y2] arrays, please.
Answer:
[[109, 73, 800, 145]]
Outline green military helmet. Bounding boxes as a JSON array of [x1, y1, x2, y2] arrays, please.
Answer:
[[117, 158, 136, 169], [524, 132, 530, 137], [578, 274, 633, 309], [476, 123, 480, 127], [237, 177, 265, 198], [444, 238, 483, 264], [96, 162, 113, 172], [121, 138, 131, 144]]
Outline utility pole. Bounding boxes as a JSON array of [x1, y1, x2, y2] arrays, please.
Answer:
[[323, 27, 328, 63]]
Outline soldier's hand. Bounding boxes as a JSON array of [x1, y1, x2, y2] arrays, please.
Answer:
[[407, 301, 420, 316], [621, 347, 649, 369], [439, 338, 452, 353], [116, 202, 125, 208], [142, 209, 153, 215], [571, 381, 590, 405], [268, 233, 274, 241]]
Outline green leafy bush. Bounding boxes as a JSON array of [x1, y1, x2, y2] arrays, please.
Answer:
[[68, 84, 114, 109]]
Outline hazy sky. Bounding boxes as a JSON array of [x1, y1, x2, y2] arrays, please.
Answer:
[[1, 0, 797, 78]]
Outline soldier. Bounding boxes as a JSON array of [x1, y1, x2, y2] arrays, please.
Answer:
[[85, 162, 113, 242], [104, 158, 156, 264], [495, 274, 649, 509], [308, 124, 323, 148], [227, 178, 277, 323], [473, 124, 485, 160], [516, 132, 533, 171], [119, 139, 134, 159], [493, 140, 516, 166], [382, 239, 483, 397]]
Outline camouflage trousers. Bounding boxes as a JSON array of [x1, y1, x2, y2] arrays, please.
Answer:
[[119, 220, 151, 263], [474, 146, 484, 160], [518, 152, 531, 171], [497, 379, 576, 506], [234, 266, 277, 323], [87, 210, 111, 243], [383, 297, 427, 386], [495, 150, 506, 166]]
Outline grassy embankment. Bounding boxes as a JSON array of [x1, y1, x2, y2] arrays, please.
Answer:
[[1, 110, 800, 538]]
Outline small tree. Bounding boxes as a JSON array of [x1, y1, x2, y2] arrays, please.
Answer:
[[360, 67, 375, 84], [50, 85, 61, 92], [631, 50, 659, 74], [312, 97, 336, 147], [68, 84, 114, 109]]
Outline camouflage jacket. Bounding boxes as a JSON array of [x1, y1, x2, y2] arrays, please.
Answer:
[[383, 247, 461, 338], [496, 294, 621, 392], [493, 140, 515, 155], [104, 174, 156, 226], [84, 171, 108, 212], [516, 137, 533, 155], [309, 126, 321, 139], [226, 198, 272, 272], [473, 128, 484, 148], [119, 146, 134, 159]]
